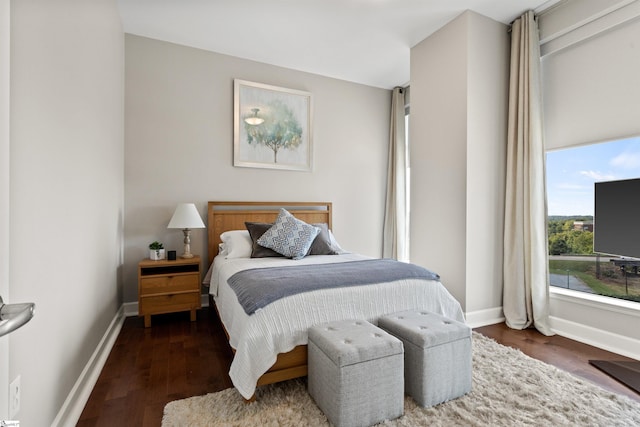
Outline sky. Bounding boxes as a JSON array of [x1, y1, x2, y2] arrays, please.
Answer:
[[546, 136, 640, 216]]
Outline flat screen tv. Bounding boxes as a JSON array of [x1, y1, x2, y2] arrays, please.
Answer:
[[594, 178, 640, 259]]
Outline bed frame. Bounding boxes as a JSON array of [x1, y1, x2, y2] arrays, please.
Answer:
[[206, 201, 333, 398]]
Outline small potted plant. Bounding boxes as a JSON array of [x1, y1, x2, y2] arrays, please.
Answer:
[[149, 241, 165, 260]]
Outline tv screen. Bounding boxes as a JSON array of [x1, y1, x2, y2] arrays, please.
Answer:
[[594, 178, 640, 259]]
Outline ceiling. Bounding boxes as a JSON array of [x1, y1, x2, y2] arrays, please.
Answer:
[[117, 0, 558, 89]]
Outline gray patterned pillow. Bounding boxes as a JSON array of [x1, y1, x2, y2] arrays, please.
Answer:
[[257, 209, 320, 260]]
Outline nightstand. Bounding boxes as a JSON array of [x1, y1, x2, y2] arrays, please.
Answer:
[[138, 256, 201, 327]]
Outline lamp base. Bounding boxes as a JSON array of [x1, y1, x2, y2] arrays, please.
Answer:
[[181, 228, 194, 259]]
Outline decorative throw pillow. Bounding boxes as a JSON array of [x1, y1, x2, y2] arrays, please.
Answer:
[[245, 222, 283, 258], [308, 223, 339, 256], [257, 209, 320, 260]]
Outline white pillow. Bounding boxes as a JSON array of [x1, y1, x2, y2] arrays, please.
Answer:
[[220, 230, 252, 259]]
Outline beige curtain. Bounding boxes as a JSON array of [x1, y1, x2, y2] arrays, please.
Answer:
[[503, 11, 553, 336], [383, 87, 408, 261]]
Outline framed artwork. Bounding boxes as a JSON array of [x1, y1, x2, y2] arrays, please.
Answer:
[[234, 79, 313, 171]]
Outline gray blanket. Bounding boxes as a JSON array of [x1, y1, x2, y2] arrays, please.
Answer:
[[227, 259, 440, 315]]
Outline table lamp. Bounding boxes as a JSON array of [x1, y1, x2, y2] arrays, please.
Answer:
[[167, 203, 205, 258]]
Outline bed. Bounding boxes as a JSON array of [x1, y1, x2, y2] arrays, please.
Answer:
[[205, 201, 465, 400]]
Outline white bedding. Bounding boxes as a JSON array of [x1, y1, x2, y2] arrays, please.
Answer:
[[209, 253, 465, 399]]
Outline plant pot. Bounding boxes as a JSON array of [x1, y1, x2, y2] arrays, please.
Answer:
[[150, 249, 165, 261]]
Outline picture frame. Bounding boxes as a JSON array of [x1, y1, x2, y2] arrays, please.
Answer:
[[234, 79, 313, 171]]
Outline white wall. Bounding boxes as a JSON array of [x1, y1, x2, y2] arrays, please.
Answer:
[[410, 13, 468, 307], [410, 11, 508, 316], [9, 0, 124, 425], [538, 0, 640, 358], [0, 0, 10, 419], [124, 35, 391, 303], [465, 13, 509, 314]]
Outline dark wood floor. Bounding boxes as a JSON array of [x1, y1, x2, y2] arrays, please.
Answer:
[[77, 308, 234, 427], [77, 308, 640, 426]]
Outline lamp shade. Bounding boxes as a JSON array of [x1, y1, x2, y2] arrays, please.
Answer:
[[167, 203, 205, 229]]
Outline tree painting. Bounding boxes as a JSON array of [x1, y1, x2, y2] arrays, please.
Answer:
[[243, 100, 303, 164], [234, 79, 312, 171]]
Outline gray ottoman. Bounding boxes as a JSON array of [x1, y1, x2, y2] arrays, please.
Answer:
[[307, 319, 404, 427], [378, 310, 471, 408]]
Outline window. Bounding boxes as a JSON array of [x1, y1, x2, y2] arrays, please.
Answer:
[[546, 136, 640, 303]]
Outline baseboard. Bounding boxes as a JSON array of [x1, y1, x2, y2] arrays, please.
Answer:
[[465, 305, 640, 359], [122, 301, 138, 317], [51, 306, 126, 427], [549, 315, 640, 360], [122, 294, 210, 318], [465, 306, 505, 329], [465, 307, 640, 360]]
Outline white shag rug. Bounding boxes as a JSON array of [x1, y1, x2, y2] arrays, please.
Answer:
[[162, 333, 640, 426]]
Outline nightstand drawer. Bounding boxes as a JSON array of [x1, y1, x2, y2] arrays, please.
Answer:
[[138, 255, 201, 327], [140, 292, 200, 315], [139, 274, 199, 296]]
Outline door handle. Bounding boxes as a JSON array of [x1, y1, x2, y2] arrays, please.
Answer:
[[0, 296, 35, 337]]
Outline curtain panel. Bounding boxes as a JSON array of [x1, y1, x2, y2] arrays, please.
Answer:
[[383, 87, 408, 262], [503, 11, 553, 336]]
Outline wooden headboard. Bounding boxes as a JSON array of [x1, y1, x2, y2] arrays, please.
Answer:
[[207, 201, 332, 266]]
